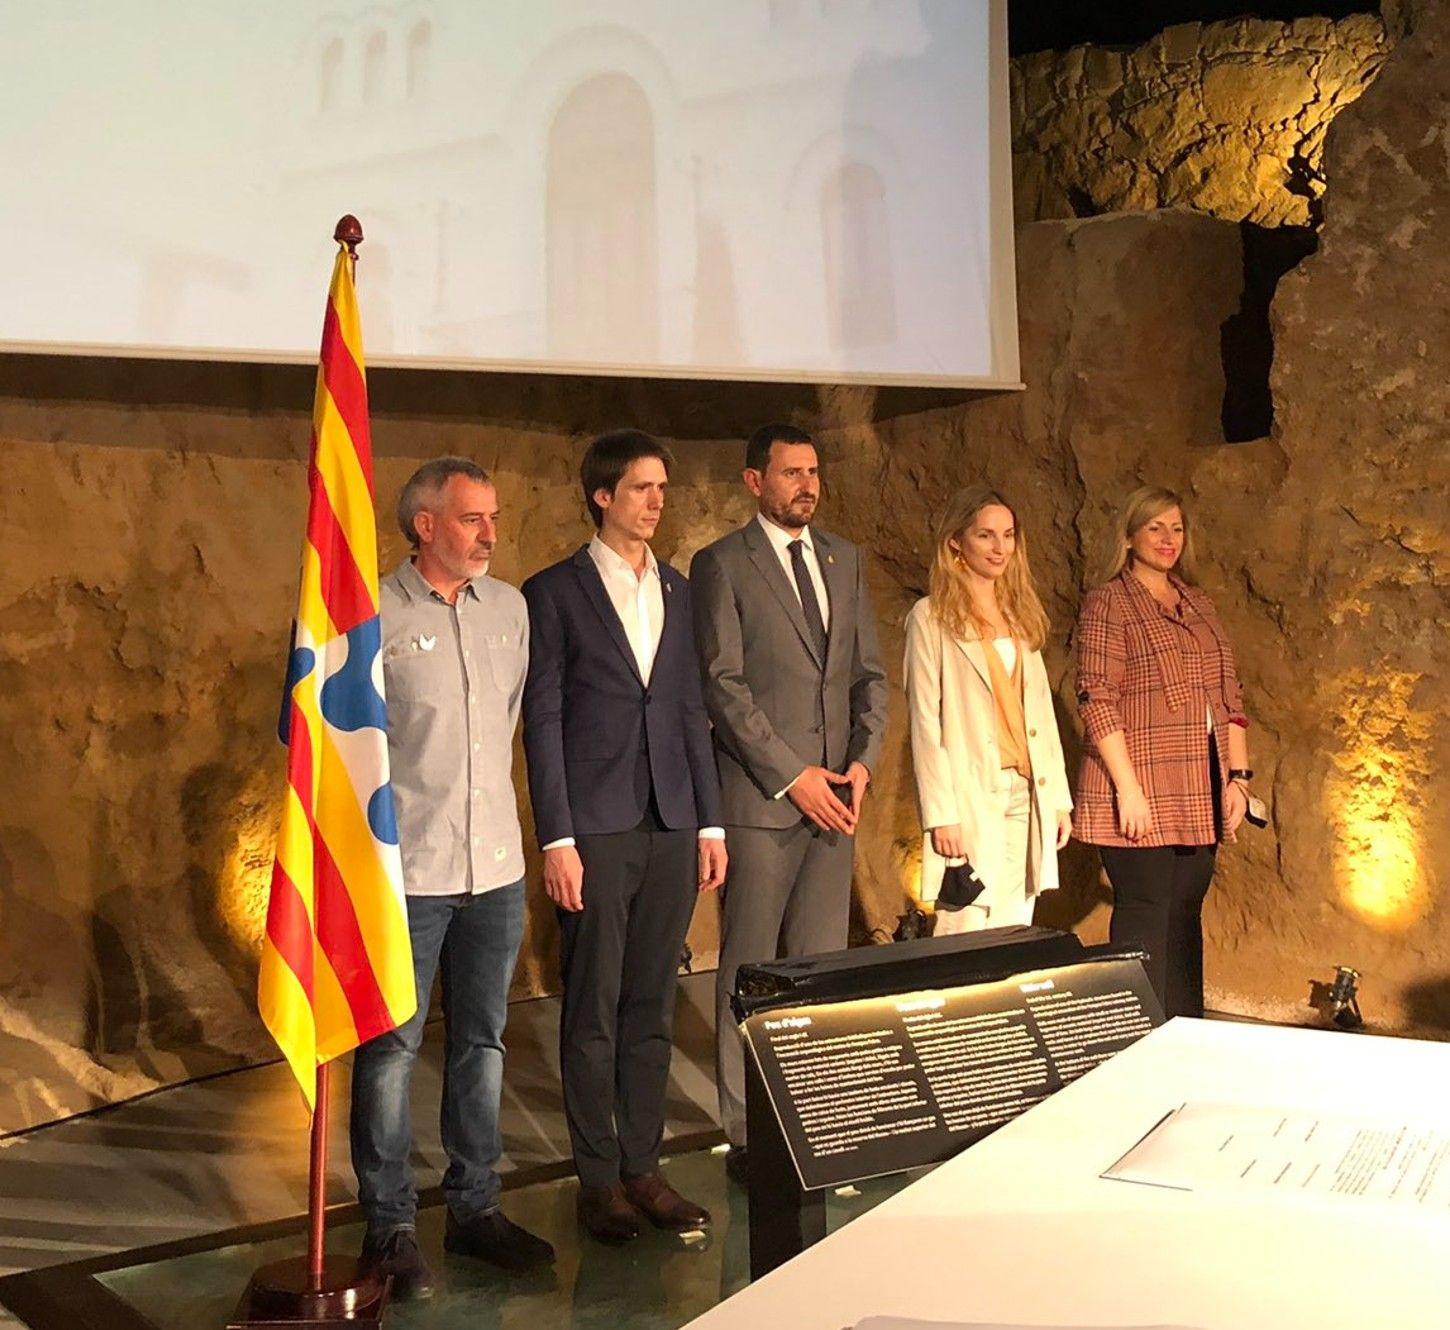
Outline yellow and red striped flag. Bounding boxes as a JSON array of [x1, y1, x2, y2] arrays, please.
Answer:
[[259, 233, 415, 1105]]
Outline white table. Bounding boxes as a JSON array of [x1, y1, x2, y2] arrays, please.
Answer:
[[687, 1018, 1450, 1330]]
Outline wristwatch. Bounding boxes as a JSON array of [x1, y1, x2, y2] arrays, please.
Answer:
[[1227, 768, 1253, 784]]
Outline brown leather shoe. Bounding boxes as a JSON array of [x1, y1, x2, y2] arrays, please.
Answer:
[[622, 1171, 711, 1230], [576, 1184, 642, 1244]]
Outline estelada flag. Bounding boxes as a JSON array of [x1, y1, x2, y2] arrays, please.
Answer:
[[259, 228, 415, 1105]]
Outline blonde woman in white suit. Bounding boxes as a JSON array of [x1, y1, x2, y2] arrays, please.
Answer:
[[905, 486, 1073, 934]]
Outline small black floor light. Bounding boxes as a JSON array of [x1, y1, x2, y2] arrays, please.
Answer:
[[1328, 966, 1363, 1030]]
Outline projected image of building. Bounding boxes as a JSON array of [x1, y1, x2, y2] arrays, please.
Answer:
[[0, 0, 1008, 384]]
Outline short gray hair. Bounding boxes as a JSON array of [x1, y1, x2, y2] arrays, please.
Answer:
[[396, 457, 491, 548]]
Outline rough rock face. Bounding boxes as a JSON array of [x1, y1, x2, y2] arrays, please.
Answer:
[[1255, 1, 1450, 1031], [1012, 15, 1387, 227]]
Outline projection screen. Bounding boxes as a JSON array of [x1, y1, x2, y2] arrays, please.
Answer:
[[0, 1, 1019, 388]]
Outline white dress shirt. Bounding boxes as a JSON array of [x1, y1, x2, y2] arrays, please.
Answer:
[[542, 535, 723, 849], [755, 513, 835, 799], [589, 533, 664, 682], [755, 512, 830, 631]]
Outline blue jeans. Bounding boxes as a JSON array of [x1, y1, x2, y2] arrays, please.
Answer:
[[349, 881, 524, 1234]]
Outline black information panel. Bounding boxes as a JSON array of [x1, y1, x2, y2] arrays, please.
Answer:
[[742, 956, 1158, 1190]]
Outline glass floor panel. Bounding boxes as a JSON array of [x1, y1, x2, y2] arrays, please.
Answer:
[[96, 1148, 916, 1330]]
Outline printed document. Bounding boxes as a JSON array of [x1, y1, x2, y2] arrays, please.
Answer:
[[1103, 1102, 1450, 1208]]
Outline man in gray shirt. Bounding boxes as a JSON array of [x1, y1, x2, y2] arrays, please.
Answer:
[[351, 458, 552, 1297]]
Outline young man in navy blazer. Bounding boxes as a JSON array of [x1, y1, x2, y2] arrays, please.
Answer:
[[521, 429, 727, 1243]]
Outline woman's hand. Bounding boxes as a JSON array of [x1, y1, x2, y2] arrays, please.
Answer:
[[931, 824, 967, 859], [1116, 785, 1153, 841], [1055, 810, 1073, 850], [1223, 780, 1248, 836]]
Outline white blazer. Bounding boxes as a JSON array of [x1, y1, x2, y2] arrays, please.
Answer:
[[903, 596, 1073, 909]]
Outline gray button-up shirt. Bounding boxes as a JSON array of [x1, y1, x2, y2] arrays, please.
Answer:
[[380, 559, 528, 896]]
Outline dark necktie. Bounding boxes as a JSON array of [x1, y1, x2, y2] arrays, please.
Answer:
[[788, 539, 828, 663]]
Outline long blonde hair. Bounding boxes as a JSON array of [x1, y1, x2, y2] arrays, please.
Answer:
[[1094, 485, 1200, 586], [928, 485, 1050, 650]]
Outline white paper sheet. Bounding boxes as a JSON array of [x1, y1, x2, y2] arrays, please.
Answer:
[[1103, 1101, 1450, 1209], [853, 1319, 1201, 1330]]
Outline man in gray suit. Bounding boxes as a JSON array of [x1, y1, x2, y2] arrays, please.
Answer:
[[690, 424, 889, 1176]]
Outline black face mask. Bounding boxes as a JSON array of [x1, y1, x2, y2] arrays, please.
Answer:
[[936, 862, 984, 911]]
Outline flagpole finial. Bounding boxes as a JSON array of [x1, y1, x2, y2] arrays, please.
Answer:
[[333, 215, 364, 257]]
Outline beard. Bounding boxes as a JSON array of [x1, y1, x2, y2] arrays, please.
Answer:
[[766, 494, 816, 531]]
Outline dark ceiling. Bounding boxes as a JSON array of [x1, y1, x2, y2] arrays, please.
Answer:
[[1008, 2, 1379, 55]]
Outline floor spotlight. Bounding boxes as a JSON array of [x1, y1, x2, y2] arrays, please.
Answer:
[[1328, 965, 1363, 1030]]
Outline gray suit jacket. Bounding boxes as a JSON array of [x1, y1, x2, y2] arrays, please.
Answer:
[[690, 519, 889, 829]]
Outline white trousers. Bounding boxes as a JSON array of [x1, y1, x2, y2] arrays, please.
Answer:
[[934, 769, 1034, 936]]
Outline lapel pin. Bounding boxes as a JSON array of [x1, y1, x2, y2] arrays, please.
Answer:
[[416, 634, 436, 652], [827, 554, 835, 565]]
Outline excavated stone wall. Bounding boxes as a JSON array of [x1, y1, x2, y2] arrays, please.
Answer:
[[1012, 15, 1387, 226], [1254, 1, 1450, 1031]]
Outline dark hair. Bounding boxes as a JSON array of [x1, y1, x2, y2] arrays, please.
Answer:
[[397, 456, 491, 548], [580, 429, 675, 528], [745, 423, 814, 474]]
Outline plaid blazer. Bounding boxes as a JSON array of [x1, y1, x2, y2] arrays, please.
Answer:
[[1072, 571, 1246, 847]]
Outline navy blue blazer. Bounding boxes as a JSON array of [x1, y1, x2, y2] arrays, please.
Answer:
[[521, 546, 724, 846]]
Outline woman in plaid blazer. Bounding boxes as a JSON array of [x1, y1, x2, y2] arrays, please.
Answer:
[[1073, 487, 1251, 1018]]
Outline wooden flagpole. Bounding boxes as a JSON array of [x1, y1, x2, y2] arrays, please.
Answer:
[[307, 1063, 330, 1291]]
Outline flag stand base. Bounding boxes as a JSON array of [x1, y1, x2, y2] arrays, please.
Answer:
[[226, 1255, 389, 1328]]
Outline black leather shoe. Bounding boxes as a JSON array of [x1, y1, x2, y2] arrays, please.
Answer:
[[576, 1183, 642, 1244], [444, 1208, 555, 1271], [724, 1145, 750, 1186], [360, 1226, 435, 1300]]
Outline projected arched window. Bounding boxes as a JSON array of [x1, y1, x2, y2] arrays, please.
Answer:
[[318, 37, 344, 113], [363, 31, 388, 106], [406, 20, 432, 100], [821, 162, 896, 347], [546, 73, 659, 362], [363, 238, 395, 353]]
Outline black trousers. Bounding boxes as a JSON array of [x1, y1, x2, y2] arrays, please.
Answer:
[[1099, 843, 1216, 1019], [559, 808, 696, 1188]]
